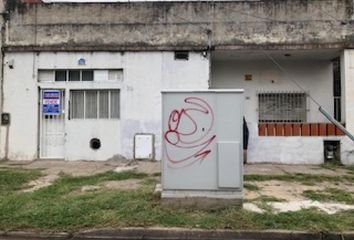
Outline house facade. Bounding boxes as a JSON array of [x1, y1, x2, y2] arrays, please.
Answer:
[[0, 0, 354, 164]]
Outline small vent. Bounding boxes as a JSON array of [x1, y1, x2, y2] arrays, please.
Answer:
[[90, 138, 101, 150], [174, 51, 189, 61]]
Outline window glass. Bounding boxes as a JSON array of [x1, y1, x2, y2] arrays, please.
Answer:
[[69, 70, 80, 81], [70, 89, 119, 120], [71, 91, 84, 119], [110, 90, 120, 119], [85, 91, 98, 118], [55, 70, 67, 81], [82, 70, 94, 81], [99, 91, 109, 118]]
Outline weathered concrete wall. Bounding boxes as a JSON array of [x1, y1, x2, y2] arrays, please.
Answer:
[[3, 0, 354, 51], [0, 51, 209, 160]]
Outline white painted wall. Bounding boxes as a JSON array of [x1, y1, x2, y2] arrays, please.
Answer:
[[0, 53, 39, 160], [0, 51, 209, 161], [211, 59, 339, 164], [341, 50, 354, 165], [211, 60, 334, 123]]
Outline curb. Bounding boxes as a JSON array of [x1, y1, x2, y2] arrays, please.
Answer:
[[0, 228, 354, 240]]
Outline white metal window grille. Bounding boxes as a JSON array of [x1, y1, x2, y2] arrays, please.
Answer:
[[258, 91, 307, 123], [70, 90, 120, 119]]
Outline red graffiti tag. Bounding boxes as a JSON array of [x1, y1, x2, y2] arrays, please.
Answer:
[[164, 97, 216, 168]]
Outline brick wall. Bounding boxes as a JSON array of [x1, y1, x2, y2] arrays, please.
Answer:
[[258, 123, 345, 137]]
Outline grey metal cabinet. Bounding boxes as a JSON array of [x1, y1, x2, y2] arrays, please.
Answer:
[[161, 90, 244, 206]]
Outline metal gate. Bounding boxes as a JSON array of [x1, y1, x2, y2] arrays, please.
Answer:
[[39, 89, 66, 159]]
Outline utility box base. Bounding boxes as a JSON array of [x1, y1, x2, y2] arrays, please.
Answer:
[[161, 190, 243, 209]]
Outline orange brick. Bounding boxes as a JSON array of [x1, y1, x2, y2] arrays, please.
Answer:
[[258, 124, 266, 136], [319, 123, 327, 136], [267, 124, 275, 136], [284, 124, 292, 136], [327, 124, 336, 136], [310, 123, 319, 136], [275, 124, 283, 136], [301, 124, 310, 136], [293, 124, 301, 136], [336, 126, 345, 136]]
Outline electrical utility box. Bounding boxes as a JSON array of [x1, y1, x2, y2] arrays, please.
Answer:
[[161, 90, 244, 208]]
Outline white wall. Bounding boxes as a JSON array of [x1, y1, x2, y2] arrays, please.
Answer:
[[341, 50, 354, 165], [0, 53, 39, 160], [211, 59, 338, 164], [0, 51, 209, 160], [211, 60, 334, 123]]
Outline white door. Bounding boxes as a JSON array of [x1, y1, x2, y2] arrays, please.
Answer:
[[39, 89, 66, 159]]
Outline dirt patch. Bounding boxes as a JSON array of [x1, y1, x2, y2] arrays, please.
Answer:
[[6, 159, 158, 192], [103, 179, 143, 190], [136, 161, 160, 175], [270, 200, 354, 214], [243, 178, 354, 214], [244, 180, 354, 202], [246, 180, 323, 201], [244, 201, 354, 214], [23, 174, 60, 193], [245, 164, 352, 177], [243, 203, 264, 213], [81, 185, 102, 192]]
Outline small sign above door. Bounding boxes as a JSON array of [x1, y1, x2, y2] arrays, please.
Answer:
[[43, 90, 61, 115]]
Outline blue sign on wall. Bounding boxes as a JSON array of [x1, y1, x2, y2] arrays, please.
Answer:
[[43, 90, 61, 115]]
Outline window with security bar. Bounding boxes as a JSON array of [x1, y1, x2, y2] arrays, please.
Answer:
[[258, 92, 307, 123], [70, 90, 120, 119]]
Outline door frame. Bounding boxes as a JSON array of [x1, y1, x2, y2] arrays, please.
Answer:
[[38, 87, 67, 159]]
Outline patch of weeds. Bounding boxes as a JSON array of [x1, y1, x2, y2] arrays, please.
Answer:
[[1, 168, 354, 232], [251, 208, 354, 231], [344, 165, 354, 175], [303, 188, 354, 204], [0, 168, 42, 193], [256, 201, 273, 213], [250, 195, 286, 203], [320, 162, 354, 175], [152, 172, 161, 177], [141, 177, 158, 186], [244, 183, 260, 191], [320, 162, 342, 170], [245, 173, 354, 185]]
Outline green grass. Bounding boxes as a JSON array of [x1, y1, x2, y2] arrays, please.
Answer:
[[245, 173, 354, 185], [319, 162, 354, 175], [1, 168, 354, 232], [243, 183, 260, 191], [0, 168, 42, 193], [303, 188, 354, 204], [344, 166, 354, 175], [249, 195, 286, 203]]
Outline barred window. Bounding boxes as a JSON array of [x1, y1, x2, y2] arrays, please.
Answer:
[[70, 90, 120, 119], [258, 92, 307, 123]]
